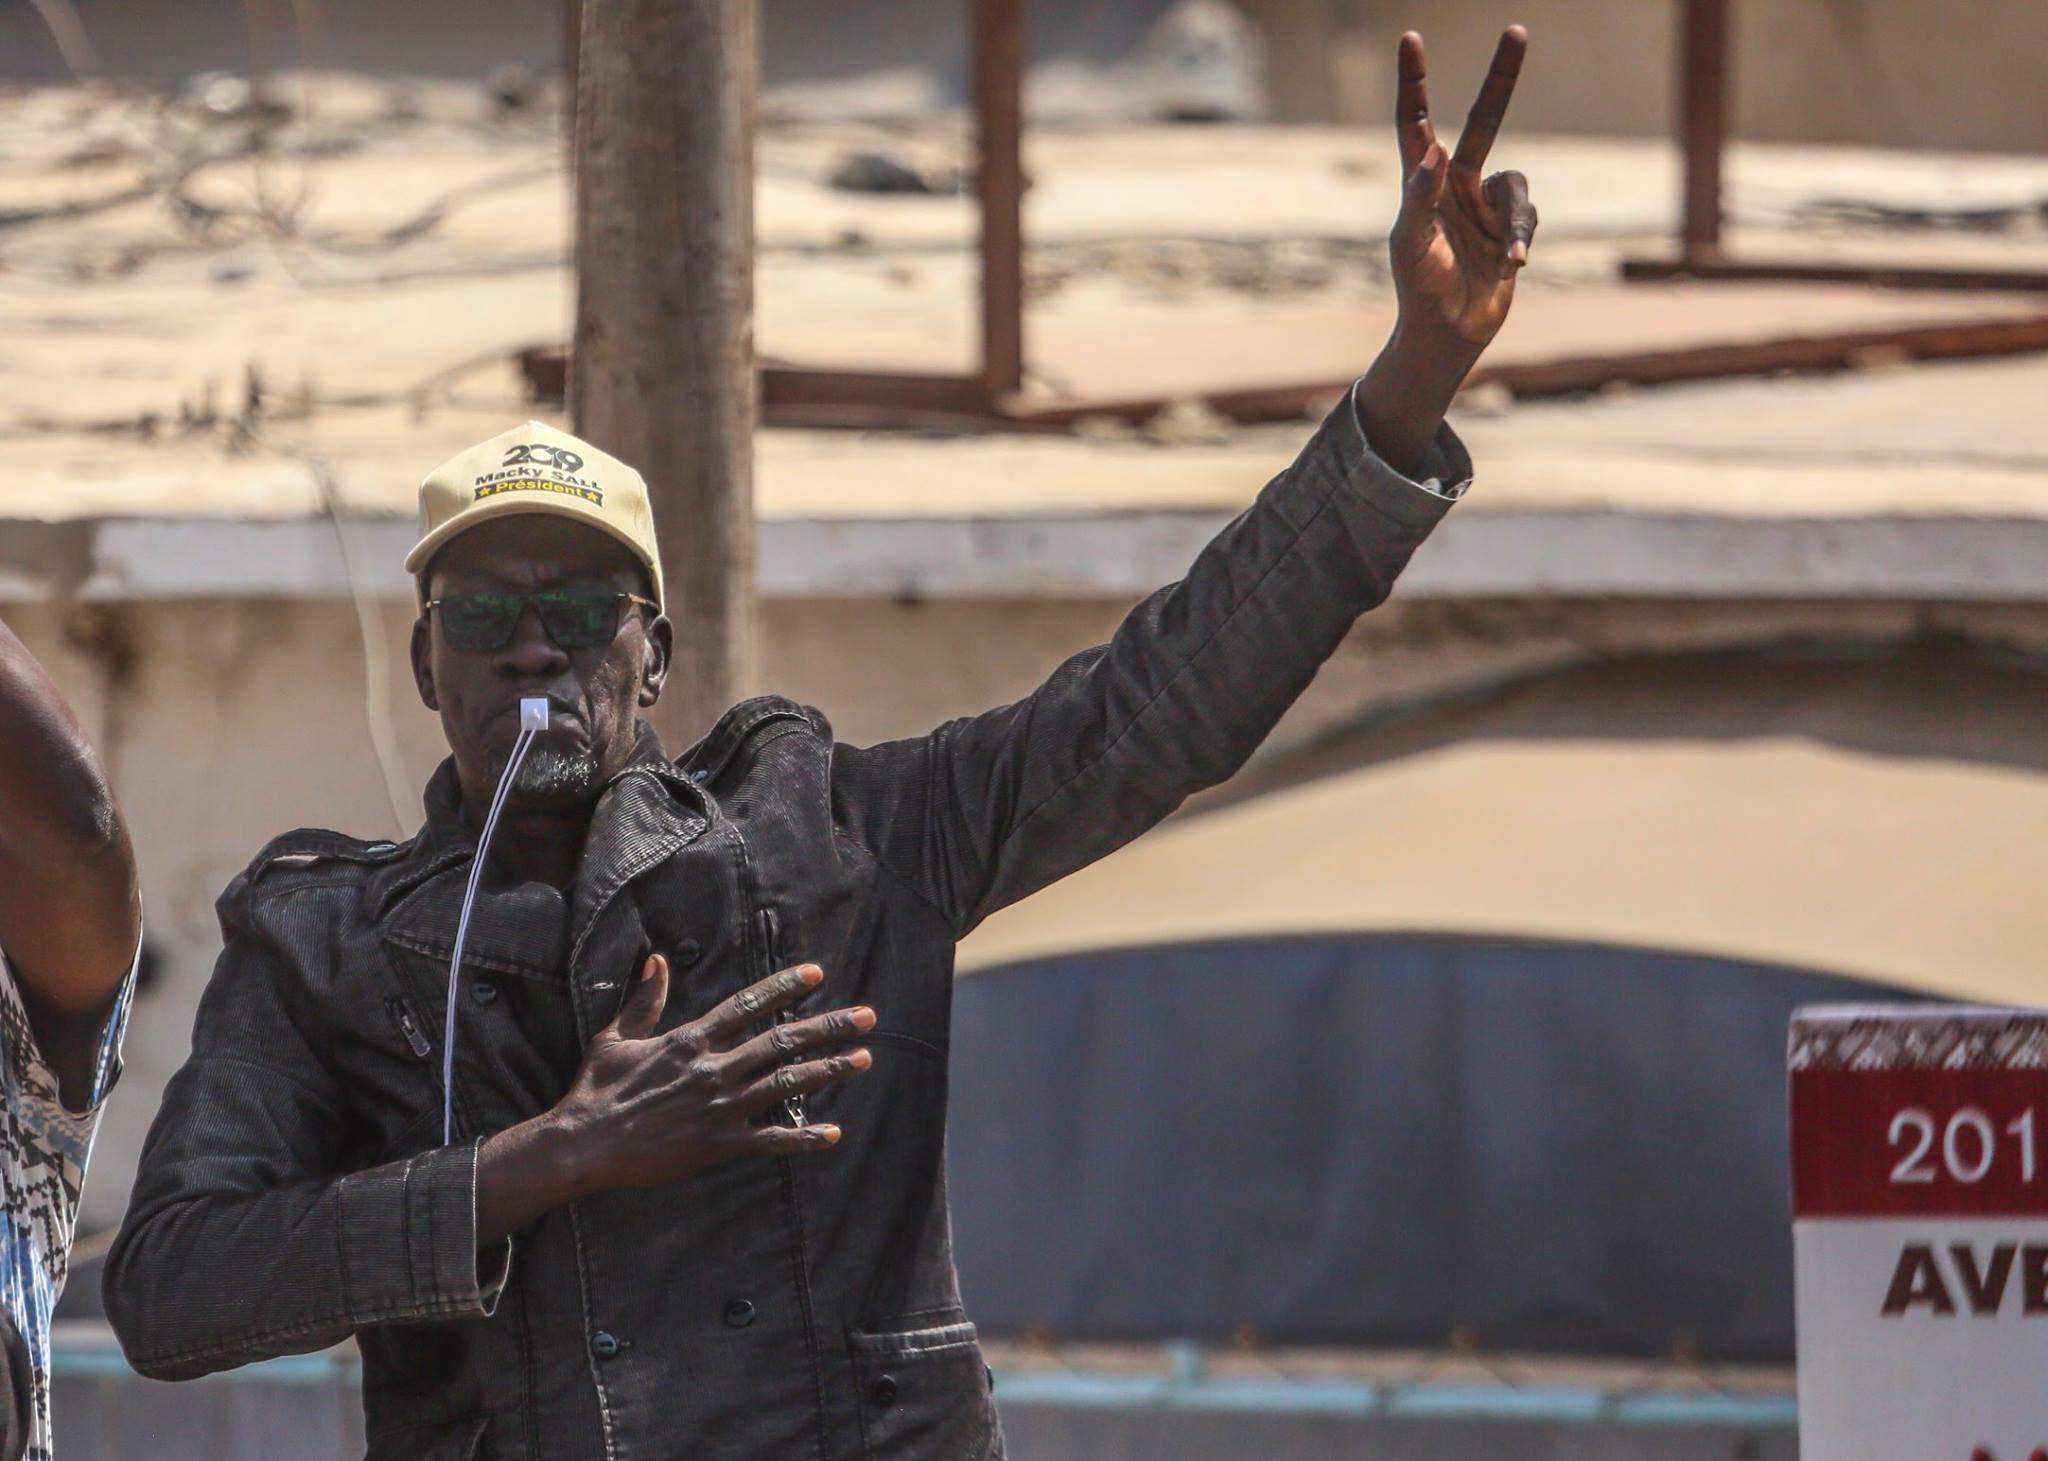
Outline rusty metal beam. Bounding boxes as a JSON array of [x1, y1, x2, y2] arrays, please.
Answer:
[[1620, 258, 2048, 293], [525, 308, 2048, 430], [765, 366, 995, 418], [1468, 310, 2048, 395], [1629, 0, 2041, 294], [1678, 0, 1729, 261], [520, 348, 1003, 425], [997, 383, 1346, 431], [973, 0, 1026, 399], [997, 309, 2048, 425]]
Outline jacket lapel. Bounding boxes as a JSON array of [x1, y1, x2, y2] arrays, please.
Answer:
[[375, 725, 708, 985]]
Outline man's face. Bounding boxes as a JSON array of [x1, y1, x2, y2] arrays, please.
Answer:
[[410, 515, 671, 814]]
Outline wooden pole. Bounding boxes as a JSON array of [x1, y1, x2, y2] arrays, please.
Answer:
[[570, 0, 759, 750]]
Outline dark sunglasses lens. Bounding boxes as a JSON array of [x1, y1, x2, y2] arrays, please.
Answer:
[[536, 592, 621, 649], [437, 594, 523, 651]]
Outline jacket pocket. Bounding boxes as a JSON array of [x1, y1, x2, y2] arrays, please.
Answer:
[[849, 1321, 999, 1459]]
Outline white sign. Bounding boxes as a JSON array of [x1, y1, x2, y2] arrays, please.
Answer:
[[1792, 1006, 2048, 1461]]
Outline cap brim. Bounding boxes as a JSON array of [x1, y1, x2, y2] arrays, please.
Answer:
[[405, 492, 661, 608]]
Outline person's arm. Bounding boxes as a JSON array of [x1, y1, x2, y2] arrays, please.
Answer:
[[103, 879, 870, 1361], [103, 887, 503, 1380], [833, 380, 1466, 936], [0, 614, 141, 1110], [831, 28, 1536, 937]]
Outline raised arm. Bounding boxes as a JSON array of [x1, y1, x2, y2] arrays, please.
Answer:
[[834, 28, 1537, 936], [835, 381, 1470, 935], [0, 614, 141, 1107]]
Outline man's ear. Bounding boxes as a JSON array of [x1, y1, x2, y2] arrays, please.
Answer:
[[638, 615, 673, 707], [410, 614, 439, 711]]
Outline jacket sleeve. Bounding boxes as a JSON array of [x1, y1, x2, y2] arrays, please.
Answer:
[[831, 387, 1472, 938], [102, 867, 501, 1381]]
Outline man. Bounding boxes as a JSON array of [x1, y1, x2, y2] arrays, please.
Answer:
[[107, 28, 1537, 1459], [0, 619, 141, 1461]]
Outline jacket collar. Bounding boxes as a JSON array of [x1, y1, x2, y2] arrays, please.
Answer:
[[375, 721, 708, 971]]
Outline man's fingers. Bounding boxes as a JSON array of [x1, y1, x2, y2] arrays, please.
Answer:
[[720, 1005, 876, 1081], [608, 952, 669, 1040], [1394, 31, 1437, 174], [732, 1048, 873, 1116], [1451, 24, 1528, 174], [693, 963, 824, 1044], [1483, 169, 1538, 271], [747, 1122, 843, 1156], [1401, 140, 1448, 218]]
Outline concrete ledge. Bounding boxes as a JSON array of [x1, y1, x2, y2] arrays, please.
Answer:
[[1406, 510, 2048, 601], [15, 508, 2048, 604]]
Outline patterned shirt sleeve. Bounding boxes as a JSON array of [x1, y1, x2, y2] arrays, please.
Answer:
[[0, 944, 137, 1461], [0, 945, 137, 1126]]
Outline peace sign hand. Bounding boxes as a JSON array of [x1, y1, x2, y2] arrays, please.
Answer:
[[1390, 26, 1537, 349]]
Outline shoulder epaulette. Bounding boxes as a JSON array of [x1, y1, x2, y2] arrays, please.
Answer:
[[678, 695, 824, 786], [247, 827, 411, 882]]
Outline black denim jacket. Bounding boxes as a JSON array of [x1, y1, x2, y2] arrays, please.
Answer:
[[104, 399, 1470, 1460]]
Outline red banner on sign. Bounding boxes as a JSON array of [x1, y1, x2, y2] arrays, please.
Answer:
[[1793, 1068, 2048, 1218]]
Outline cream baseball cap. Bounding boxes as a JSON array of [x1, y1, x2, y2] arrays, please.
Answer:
[[405, 421, 664, 608]]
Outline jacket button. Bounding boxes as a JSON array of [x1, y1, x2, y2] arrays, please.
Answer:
[[590, 1330, 621, 1360], [869, 1374, 898, 1407], [722, 1298, 756, 1328], [471, 980, 499, 1005], [676, 940, 704, 968]]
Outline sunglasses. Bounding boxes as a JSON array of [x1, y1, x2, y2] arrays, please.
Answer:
[[424, 590, 658, 653]]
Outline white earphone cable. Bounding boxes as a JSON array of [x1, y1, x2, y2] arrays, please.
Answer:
[[442, 700, 550, 1145]]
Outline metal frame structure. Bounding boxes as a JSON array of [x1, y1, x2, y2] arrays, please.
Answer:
[[758, 0, 1027, 423], [541, 0, 1027, 427], [1622, 0, 2048, 291], [528, 0, 2048, 430], [538, 0, 1388, 430]]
